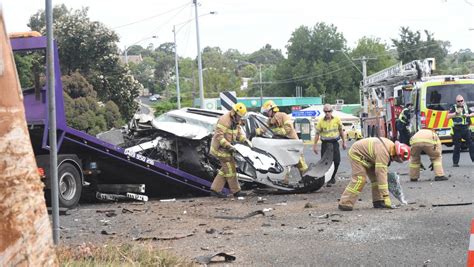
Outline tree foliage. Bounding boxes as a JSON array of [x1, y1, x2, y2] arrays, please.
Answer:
[[62, 72, 124, 135], [392, 27, 449, 65], [28, 5, 141, 121]]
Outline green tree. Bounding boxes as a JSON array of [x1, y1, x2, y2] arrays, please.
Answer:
[[270, 22, 358, 103], [248, 44, 284, 65], [392, 27, 449, 65], [29, 5, 141, 120], [351, 37, 396, 76], [62, 71, 96, 98]]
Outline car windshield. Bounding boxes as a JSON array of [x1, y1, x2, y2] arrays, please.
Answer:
[[426, 83, 474, 111]]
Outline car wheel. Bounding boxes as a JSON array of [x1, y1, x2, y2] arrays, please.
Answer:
[[58, 163, 82, 208]]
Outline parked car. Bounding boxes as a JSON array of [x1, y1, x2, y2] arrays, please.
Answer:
[[346, 125, 363, 141]]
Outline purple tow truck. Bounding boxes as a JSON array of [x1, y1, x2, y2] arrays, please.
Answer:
[[12, 34, 216, 208]]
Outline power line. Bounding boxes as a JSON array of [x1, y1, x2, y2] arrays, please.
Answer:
[[250, 43, 443, 85], [131, 4, 190, 48], [256, 65, 353, 85], [112, 1, 191, 29]]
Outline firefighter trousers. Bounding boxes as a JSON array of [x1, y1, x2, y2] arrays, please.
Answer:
[[409, 142, 444, 180], [339, 159, 389, 208], [210, 156, 241, 194]]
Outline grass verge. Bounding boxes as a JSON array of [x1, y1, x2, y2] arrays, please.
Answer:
[[57, 242, 194, 267]]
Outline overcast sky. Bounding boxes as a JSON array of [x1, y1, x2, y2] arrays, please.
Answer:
[[2, 0, 473, 58]]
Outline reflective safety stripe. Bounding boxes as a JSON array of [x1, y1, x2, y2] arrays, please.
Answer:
[[219, 138, 229, 146], [216, 123, 238, 134], [399, 108, 408, 124], [451, 104, 470, 126], [375, 162, 387, 169], [368, 140, 374, 158], [347, 175, 364, 194], [273, 127, 287, 135], [409, 163, 420, 168], [371, 182, 378, 188], [411, 138, 439, 145], [349, 150, 371, 168], [433, 162, 442, 166], [284, 120, 293, 126], [316, 117, 341, 139], [225, 162, 235, 177], [210, 146, 232, 158], [378, 184, 388, 190]]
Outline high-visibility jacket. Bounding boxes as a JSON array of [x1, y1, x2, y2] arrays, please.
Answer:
[[269, 112, 298, 139], [449, 103, 470, 127], [210, 111, 246, 158], [348, 137, 395, 182], [315, 116, 343, 141], [398, 108, 410, 125], [410, 129, 441, 146]]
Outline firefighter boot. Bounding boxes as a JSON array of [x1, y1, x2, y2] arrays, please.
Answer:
[[338, 204, 353, 211], [210, 190, 227, 198], [434, 175, 448, 181], [373, 200, 392, 209], [233, 191, 247, 197]]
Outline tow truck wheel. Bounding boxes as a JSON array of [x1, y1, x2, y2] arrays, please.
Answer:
[[58, 163, 82, 208]]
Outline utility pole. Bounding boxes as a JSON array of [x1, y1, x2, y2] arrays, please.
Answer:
[[173, 25, 181, 109], [353, 55, 376, 107], [193, 0, 205, 109], [259, 64, 263, 106], [46, 0, 60, 245]]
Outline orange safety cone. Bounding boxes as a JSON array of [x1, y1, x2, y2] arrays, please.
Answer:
[[468, 219, 474, 267]]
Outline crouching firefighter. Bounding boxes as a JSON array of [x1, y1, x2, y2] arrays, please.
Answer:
[[260, 100, 308, 184], [409, 129, 447, 181], [338, 138, 410, 211], [210, 103, 252, 198]]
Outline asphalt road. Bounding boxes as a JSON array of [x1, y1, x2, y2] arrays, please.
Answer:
[[58, 141, 474, 266]]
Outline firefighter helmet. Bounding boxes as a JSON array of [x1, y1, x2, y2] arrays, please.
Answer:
[[261, 100, 279, 115], [232, 102, 247, 117], [395, 141, 410, 161]]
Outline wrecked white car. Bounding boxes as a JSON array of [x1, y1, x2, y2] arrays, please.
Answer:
[[122, 108, 334, 193]]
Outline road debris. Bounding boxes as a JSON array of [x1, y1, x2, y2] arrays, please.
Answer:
[[96, 184, 145, 194], [194, 252, 236, 264], [388, 172, 408, 205], [100, 230, 116, 235], [96, 192, 148, 202], [431, 202, 472, 207], [214, 210, 265, 220], [133, 233, 194, 241], [160, 198, 176, 202], [205, 228, 216, 234]]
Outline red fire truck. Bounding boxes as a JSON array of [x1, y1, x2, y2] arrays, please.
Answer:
[[360, 58, 435, 139]]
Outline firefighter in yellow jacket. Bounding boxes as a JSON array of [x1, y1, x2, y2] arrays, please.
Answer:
[[260, 100, 308, 184], [210, 103, 252, 198], [338, 138, 411, 211], [409, 129, 447, 182]]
